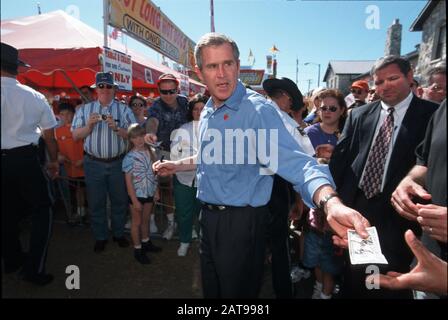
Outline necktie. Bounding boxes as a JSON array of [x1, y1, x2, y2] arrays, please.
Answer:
[[360, 107, 395, 199]]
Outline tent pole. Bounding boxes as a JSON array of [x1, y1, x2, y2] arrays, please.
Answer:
[[60, 70, 89, 103]]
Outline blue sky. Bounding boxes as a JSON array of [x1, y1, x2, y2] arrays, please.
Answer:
[[1, 0, 427, 93]]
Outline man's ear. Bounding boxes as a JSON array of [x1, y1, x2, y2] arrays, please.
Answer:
[[195, 65, 204, 82]]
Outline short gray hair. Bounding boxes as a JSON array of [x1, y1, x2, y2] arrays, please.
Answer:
[[194, 33, 240, 70], [371, 55, 412, 77]]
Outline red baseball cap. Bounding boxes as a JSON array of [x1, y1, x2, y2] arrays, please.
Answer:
[[157, 73, 179, 86], [351, 80, 369, 91]]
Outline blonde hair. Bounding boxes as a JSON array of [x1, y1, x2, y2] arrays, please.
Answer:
[[127, 123, 157, 162]]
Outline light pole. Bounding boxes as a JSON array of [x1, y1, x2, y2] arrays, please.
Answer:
[[304, 62, 321, 88]]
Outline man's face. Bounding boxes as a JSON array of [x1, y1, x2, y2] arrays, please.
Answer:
[[374, 63, 413, 106], [425, 73, 446, 103], [273, 90, 292, 113], [96, 83, 115, 105], [158, 81, 178, 107], [350, 87, 368, 102], [195, 43, 240, 107]]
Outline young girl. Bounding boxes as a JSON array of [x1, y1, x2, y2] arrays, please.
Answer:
[[122, 124, 161, 264]]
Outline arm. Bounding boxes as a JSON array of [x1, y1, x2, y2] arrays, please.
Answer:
[[313, 185, 370, 247], [152, 154, 198, 176], [73, 113, 100, 141], [367, 230, 447, 296], [145, 117, 159, 136], [124, 172, 142, 212], [42, 128, 59, 179], [391, 165, 431, 221]]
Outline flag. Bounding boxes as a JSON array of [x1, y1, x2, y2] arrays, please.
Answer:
[[248, 49, 255, 66], [110, 27, 121, 40], [270, 45, 280, 54]]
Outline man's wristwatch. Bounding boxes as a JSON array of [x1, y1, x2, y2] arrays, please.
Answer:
[[318, 192, 339, 211]]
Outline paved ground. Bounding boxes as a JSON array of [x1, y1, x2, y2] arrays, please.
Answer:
[[2, 201, 315, 299]]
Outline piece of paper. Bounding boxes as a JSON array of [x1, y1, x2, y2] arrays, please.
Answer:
[[348, 226, 388, 265]]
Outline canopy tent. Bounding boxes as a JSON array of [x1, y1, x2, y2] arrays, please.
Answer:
[[1, 10, 205, 96]]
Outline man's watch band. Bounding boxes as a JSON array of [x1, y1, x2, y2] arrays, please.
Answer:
[[318, 192, 339, 211]]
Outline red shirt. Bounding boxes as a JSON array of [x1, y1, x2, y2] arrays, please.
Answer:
[[55, 124, 85, 178]]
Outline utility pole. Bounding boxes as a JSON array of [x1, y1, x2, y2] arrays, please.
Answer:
[[296, 57, 299, 85], [37, 2, 41, 15], [210, 0, 215, 32], [306, 79, 312, 94]]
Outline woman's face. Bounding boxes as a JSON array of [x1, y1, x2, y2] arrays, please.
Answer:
[[192, 102, 205, 121], [130, 98, 146, 117], [319, 97, 345, 126]]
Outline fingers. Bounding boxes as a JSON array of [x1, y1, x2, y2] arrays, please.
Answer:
[[404, 230, 432, 265], [353, 213, 370, 238], [332, 235, 348, 248]]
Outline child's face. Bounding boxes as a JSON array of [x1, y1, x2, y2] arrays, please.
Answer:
[[130, 133, 145, 149], [59, 110, 74, 125]]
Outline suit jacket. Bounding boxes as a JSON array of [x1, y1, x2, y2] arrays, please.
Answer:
[[330, 95, 438, 268]]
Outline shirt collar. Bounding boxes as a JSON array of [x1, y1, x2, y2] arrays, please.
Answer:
[[380, 91, 413, 111], [1, 77, 19, 85], [205, 80, 246, 113]]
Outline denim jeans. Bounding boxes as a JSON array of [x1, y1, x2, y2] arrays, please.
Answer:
[[84, 155, 127, 240]]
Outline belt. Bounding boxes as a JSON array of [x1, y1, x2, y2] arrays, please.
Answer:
[[1, 144, 37, 156], [86, 153, 125, 163], [201, 202, 241, 211]]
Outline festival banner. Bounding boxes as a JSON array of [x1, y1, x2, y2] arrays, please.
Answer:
[[239, 69, 265, 86], [108, 0, 196, 69]]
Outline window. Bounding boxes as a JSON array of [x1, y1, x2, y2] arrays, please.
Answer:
[[434, 23, 446, 60]]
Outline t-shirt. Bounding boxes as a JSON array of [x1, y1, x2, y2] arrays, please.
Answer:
[[304, 123, 338, 150], [55, 124, 85, 178], [122, 149, 157, 198]]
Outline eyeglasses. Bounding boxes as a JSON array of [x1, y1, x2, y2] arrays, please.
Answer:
[[159, 88, 177, 95], [98, 83, 113, 89], [319, 106, 338, 112], [131, 102, 144, 108], [350, 88, 363, 95]]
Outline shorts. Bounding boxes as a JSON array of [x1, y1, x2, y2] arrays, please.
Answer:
[[128, 196, 154, 205], [302, 229, 344, 275]]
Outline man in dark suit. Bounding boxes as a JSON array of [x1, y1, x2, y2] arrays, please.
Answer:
[[329, 55, 439, 298]]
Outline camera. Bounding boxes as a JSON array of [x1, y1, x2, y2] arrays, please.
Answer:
[[101, 114, 108, 121]]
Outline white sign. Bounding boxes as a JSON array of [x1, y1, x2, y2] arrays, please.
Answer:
[[179, 74, 189, 96], [103, 47, 133, 91]]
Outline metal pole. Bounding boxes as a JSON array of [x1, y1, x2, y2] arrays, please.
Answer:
[[307, 79, 312, 94], [210, 0, 215, 32], [103, 0, 109, 48], [296, 57, 299, 85], [317, 64, 321, 88]]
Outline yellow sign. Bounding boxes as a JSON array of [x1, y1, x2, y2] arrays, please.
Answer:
[[109, 0, 196, 69]]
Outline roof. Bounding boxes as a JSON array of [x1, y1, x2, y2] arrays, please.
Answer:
[[410, 0, 439, 32], [1, 10, 204, 88], [323, 60, 376, 81]]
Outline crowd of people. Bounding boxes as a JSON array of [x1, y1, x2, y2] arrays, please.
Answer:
[[1, 32, 446, 299]]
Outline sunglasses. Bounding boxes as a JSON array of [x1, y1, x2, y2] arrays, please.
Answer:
[[132, 102, 144, 108], [98, 83, 114, 89], [320, 106, 338, 112], [350, 88, 363, 95], [159, 88, 177, 95]]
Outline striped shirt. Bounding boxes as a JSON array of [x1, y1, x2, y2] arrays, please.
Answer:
[[71, 100, 136, 159]]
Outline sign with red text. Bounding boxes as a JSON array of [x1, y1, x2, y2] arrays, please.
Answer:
[[239, 69, 265, 86], [109, 0, 196, 69], [103, 47, 133, 91]]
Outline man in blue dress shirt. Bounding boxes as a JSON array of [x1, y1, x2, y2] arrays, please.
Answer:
[[154, 33, 369, 298]]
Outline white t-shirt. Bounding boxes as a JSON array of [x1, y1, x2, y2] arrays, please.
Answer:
[[1, 77, 57, 149], [267, 99, 315, 156], [170, 121, 200, 187]]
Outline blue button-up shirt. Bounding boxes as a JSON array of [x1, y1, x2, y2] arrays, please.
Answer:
[[196, 81, 335, 208]]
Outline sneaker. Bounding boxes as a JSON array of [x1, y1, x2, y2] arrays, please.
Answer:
[[192, 229, 199, 240], [134, 249, 151, 265], [113, 237, 130, 248], [142, 240, 162, 253], [177, 243, 190, 256], [312, 282, 323, 299], [94, 240, 107, 253], [163, 221, 176, 240]]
